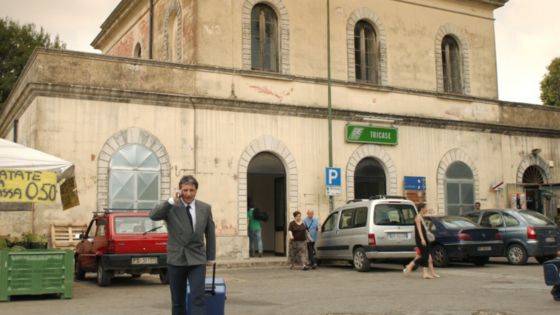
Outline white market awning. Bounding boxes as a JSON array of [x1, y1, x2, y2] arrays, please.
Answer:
[[0, 138, 74, 182]]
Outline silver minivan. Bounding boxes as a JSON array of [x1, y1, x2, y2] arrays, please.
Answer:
[[316, 196, 418, 272]]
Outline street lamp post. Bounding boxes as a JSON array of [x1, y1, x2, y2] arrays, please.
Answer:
[[327, 0, 334, 211]]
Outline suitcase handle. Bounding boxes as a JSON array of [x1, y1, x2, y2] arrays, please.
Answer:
[[210, 262, 216, 295]]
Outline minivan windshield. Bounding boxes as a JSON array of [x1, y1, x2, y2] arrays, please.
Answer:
[[519, 210, 556, 226], [114, 216, 168, 234], [374, 204, 416, 225]]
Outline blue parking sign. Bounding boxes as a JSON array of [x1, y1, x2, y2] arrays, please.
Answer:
[[326, 167, 341, 186], [325, 167, 342, 196]]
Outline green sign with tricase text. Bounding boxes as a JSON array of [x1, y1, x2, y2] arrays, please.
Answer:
[[345, 124, 398, 145]]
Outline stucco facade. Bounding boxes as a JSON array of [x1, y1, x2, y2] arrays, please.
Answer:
[[3, 0, 559, 259]]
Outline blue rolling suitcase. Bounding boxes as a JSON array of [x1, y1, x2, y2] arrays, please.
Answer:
[[543, 258, 560, 286], [186, 264, 226, 315]]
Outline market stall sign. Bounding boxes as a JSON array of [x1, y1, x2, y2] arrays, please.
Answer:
[[0, 169, 57, 203], [345, 124, 398, 145]]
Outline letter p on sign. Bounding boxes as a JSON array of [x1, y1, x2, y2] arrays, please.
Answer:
[[326, 167, 341, 186]]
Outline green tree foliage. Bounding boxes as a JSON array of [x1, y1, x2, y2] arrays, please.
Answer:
[[0, 17, 65, 109], [540, 57, 560, 107]]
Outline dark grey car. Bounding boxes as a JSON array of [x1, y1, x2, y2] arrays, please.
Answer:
[[464, 209, 559, 265]]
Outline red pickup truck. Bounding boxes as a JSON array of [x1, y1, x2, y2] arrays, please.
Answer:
[[74, 209, 168, 286]]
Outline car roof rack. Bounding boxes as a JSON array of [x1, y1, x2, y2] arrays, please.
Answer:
[[369, 195, 407, 200], [93, 208, 152, 214], [346, 199, 366, 204]]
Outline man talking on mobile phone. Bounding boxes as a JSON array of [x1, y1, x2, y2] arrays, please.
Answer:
[[150, 175, 216, 315]]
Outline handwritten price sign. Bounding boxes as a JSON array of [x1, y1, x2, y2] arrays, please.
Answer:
[[0, 169, 57, 203]]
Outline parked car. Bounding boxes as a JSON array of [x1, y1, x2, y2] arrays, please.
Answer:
[[315, 195, 418, 272], [464, 209, 560, 265], [424, 215, 503, 267], [75, 209, 168, 286]]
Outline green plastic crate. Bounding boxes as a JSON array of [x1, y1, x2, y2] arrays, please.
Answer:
[[0, 249, 74, 301]]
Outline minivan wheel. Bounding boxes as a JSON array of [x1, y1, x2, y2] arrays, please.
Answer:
[[353, 248, 370, 272], [506, 244, 528, 265], [97, 263, 112, 286], [431, 245, 449, 267]]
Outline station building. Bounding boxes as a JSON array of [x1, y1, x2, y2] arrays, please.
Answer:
[[2, 0, 559, 259]]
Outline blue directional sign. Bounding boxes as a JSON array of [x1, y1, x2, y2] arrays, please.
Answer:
[[404, 176, 426, 191], [325, 167, 342, 196]]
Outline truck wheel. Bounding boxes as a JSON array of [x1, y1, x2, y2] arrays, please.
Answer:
[[159, 269, 169, 284], [97, 263, 112, 286], [75, 259, 86, 280], [506, 244, 528, 265], [353, 248, 370, 272]]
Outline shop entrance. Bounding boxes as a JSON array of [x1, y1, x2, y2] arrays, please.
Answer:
[[523, 165, 546, 212], [247, 152, 287, 256], [354, 157, 386, 199]]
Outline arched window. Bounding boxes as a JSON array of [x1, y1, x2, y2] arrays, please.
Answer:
[[134, 43, 142, 58], [441, 35, 462, 93], [445, 161, 474, 215], [354, 20, 379, 84], [354, 158, 386, 199], [109, 144, 161, 210], [251, 4, 279, 72]]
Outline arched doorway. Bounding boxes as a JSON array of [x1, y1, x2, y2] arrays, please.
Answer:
[[247, 152, 287, 256], [445, 161, 475, 215], [522, 165, 546, 212], [354, 157, 386, 199]]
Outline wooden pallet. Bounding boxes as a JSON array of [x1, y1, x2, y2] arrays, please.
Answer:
[[49, 224, 86, 250]]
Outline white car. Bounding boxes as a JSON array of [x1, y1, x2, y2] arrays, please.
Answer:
[[316, 196, 418, 272]]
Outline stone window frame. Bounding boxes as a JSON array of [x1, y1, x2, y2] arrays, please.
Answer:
[[346, 7, 388, 85], [435, 24, 471, 95], [516, 154, 550, 184], [163, 0, 183, 62], [97, 127, 171, 210], [346, 144, 397, 200], [437, 148, 478, 214], [242, 0, 290, 74], [237, 135, 298, 236]]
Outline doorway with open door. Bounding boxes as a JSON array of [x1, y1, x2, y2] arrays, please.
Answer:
[[247, 152, 287, 257], [354, 157, 387, 199]]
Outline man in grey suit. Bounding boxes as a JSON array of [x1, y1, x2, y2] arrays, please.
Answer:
[[150, 175, 216, 315]]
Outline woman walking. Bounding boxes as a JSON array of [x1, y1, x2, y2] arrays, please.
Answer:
[[404, 202, 439, 279], [288, 211, 310, 271]]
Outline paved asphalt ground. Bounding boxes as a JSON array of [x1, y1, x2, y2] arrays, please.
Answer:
[[2, 257, 558, 315]]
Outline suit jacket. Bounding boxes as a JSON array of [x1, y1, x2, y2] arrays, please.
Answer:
[[150, 199, 216, 266]]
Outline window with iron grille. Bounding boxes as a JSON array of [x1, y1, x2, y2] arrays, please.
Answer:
[[441, 35, 463, 93], [109, 144, 161, 210], [251, 4, 279, 72], [445, 161, 474, 215], [354, 20, 379, 84]]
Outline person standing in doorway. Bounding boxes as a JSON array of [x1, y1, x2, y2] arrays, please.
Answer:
[[475, 201, 481, 210], [304, 209, 320, 269], [247, 205, 263, 257], [150, 175, 216, 315]]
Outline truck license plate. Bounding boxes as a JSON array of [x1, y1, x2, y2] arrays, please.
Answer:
[[387, 232, 410, 240], [477, 246, 492, 251], [545, 236, 556, 243], [131, 257, 157, 265]]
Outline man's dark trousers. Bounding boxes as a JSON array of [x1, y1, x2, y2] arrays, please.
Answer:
[[307, 241, 317, 266], [168, 264, 206, 315]]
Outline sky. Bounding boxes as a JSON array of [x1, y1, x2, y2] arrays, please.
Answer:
[[0, 0, 558, 105]]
